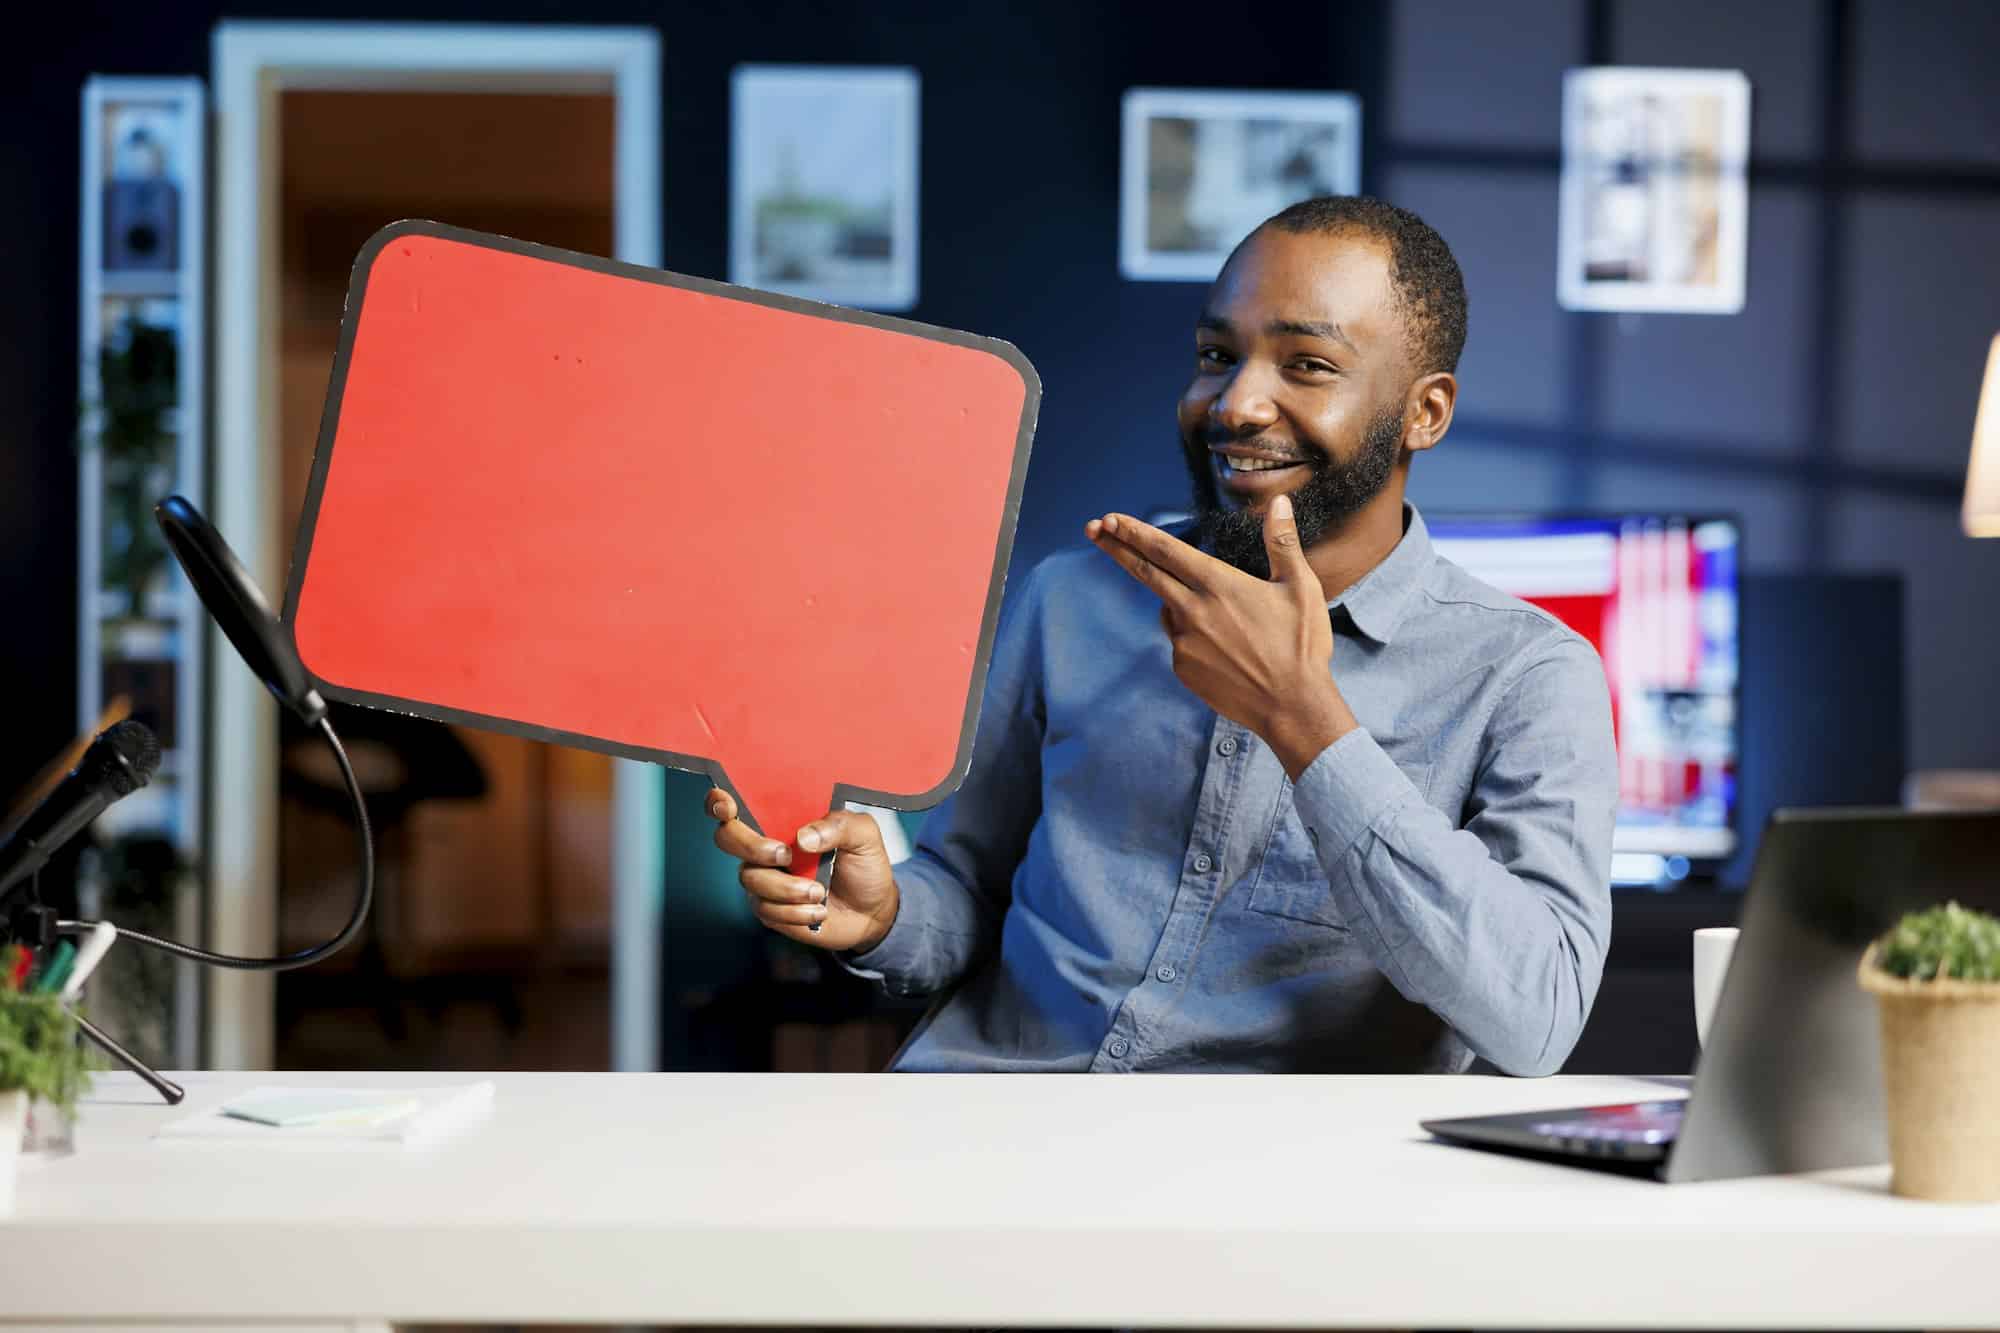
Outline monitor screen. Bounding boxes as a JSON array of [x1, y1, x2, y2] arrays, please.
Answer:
[[1426, 514, 1740, 880]]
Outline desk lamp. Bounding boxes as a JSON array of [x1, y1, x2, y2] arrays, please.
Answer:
[[1966, 333, 2000, 539], [1907, 334, 2000, 810]]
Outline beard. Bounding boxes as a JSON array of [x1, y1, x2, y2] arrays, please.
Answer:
[[1183, 404, 1406, 580]]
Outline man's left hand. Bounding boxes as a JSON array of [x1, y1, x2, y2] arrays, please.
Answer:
[[1086, 494, 1358, 779]]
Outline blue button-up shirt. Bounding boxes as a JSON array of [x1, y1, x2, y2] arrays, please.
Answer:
[[842, 504, 1618, 1076]]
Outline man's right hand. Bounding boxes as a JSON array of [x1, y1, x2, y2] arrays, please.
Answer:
[[707, 788, 901, 954]]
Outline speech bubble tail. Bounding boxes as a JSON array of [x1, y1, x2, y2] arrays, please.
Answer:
[[708, 763, 836, 897]]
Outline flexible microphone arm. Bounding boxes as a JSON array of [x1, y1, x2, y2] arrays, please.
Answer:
[[61, 716, 374, 973]]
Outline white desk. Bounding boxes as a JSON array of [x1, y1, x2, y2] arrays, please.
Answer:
[[4, 1070, 1996, 1330]]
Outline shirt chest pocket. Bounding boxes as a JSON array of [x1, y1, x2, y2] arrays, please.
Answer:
[[1245, 761, 1433, 930]]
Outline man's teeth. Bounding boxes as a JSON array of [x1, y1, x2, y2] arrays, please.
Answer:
[[1227, 457, 1302, 472]]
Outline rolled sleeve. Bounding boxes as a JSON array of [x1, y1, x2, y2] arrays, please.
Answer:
[[835, 855, 948, 996], [1292, 727, 1424, 858]]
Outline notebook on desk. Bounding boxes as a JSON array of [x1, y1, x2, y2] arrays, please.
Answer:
[[156, 1080, 495, 1146], [1422, 808, 2000, 1183]]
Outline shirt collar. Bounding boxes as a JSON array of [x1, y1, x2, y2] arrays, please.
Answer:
[[1326, 502, 1433, 646]]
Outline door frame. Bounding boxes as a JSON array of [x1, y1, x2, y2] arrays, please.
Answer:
[[209, 20, 663, 1070]]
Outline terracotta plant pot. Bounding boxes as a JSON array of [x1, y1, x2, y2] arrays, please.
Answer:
[[0, 1088, 26, 1213], [1857, 944, 2000, 1202]]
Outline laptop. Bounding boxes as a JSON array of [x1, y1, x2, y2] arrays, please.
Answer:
[[1420, 807, 2000, 1183]]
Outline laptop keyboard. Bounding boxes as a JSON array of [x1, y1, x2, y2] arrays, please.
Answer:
[[1529, 1103, 1684, 1151], [1532, 1119, 1674, 1144]]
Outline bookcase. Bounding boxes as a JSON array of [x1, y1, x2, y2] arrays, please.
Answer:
[[76, 77, 206, 1068]]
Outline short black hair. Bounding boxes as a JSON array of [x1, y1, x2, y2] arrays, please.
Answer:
[[1254, 195, 1468, 377]]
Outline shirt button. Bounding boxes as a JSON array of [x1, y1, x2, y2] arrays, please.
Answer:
[[1193, 853, 1213, 873], [1156, 964, 1176, 982], [1108, 1038, 1129, 1058], [1217, 737, 1237, 756]]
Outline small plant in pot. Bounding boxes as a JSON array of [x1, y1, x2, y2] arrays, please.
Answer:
[[0, 947, 90, 1212], [1857, 901, 2000, 1202]]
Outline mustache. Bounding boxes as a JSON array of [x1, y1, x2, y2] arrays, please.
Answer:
[[1196, 424, 1322, 461]]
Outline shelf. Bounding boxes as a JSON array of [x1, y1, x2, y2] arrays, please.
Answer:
[[99, 618, 181, 657], [96, 589, 194, 624], [99, 269, 182, 299]]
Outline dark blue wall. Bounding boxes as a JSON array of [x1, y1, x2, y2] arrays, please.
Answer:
[[1379, 0, 2000, 779], [5, 0, 1997, 831], [0, 0, 1384, 797]]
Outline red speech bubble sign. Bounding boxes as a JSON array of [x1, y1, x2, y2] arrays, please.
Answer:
[[284, 221, 1038, 884]]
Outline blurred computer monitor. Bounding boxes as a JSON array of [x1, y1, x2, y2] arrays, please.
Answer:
[[1427, 513, 1741, 887]]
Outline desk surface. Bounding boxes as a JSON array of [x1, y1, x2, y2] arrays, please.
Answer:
[[5, 1070, 1996, 1328]]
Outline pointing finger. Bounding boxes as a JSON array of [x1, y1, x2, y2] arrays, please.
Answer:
[[1090, 521, 1198, 610], [1098, 513, 1223, 593]]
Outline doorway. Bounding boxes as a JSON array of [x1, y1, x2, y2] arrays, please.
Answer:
[[209, 23, 662, 1071], [273, 88, 618, 1070]]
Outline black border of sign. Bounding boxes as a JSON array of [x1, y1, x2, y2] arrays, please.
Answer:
[[281, 218, 1042, 869]]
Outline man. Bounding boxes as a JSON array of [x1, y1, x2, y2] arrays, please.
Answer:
[[708, 196, 1619, 1075]]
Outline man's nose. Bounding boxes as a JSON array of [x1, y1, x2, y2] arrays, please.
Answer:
[[1210, 363, 1281, 435]]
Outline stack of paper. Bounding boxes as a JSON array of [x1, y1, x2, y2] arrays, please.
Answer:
[[155, 1081, 495, 1145]]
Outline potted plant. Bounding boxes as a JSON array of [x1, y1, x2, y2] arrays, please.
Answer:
[[1, 947, 90, 1212], [1857, 901, 2000, 1202]]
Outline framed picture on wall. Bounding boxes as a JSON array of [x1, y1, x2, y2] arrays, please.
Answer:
[[1557, 67, 1751, 315], [1120, 87, 1362, 282], [730, 65, 919, 311]]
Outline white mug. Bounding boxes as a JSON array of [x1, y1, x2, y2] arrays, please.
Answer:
[[1692, 927, 1739, 1049]]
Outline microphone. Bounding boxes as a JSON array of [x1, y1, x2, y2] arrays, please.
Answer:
[[155, 494, 325, 725], [0, 720, 162, 899]]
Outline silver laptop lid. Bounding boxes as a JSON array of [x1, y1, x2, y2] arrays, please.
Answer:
[[1665, 807, 2000, 1183]]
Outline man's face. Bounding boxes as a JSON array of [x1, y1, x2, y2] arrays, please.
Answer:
[[1177, 227, 1410, 578]]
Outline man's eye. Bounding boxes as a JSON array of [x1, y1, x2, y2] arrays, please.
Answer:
[[1198, 346, 1234, 367], [1292, 359, 1336, 376]]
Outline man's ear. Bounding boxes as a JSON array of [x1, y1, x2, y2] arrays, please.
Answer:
[[1402, 371, 1458, 456]]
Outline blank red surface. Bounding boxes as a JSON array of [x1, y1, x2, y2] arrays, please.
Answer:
[[291, 230, 1031, 868]]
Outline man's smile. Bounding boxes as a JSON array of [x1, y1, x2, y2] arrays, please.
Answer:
[[1211, 446, 1313, 498]]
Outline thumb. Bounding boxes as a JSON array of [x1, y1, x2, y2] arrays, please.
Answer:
[[797, 809, 889, 862], [787, 809, 887, 901], [1263, 492, 1312, 584]]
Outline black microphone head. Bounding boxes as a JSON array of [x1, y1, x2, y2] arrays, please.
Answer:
[[156, 494, 326, 725], [86, 720, 162, 797]]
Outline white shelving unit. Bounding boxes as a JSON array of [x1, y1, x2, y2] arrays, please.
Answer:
[[78, 77, 207, 1070]]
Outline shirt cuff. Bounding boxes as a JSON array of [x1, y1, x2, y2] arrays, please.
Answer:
[[833, 866, 932, 986], [1291, 727, 1420, 861]]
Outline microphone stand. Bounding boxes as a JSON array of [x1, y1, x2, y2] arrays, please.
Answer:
[[0, 890, 184, 1103], [2, 712, 374, 1107], [73, 1010, 184, 1104]]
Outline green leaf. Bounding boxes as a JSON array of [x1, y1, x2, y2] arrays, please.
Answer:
[[1875, 902, 2000, 983], [0, 993, 90, 1114]]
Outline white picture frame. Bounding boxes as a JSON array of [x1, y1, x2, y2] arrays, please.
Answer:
[[730, 65, 919, 311], [1557, 67, 1751, 315], [1120, 87, 1362, 283]]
